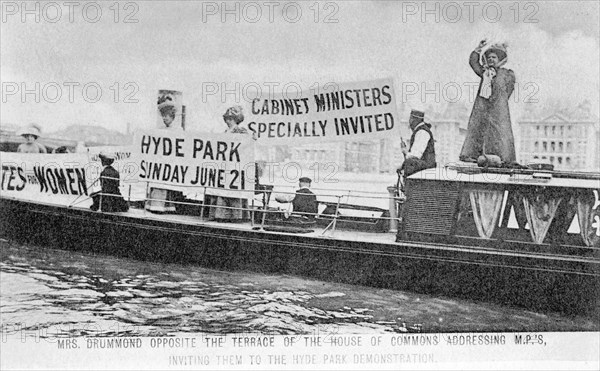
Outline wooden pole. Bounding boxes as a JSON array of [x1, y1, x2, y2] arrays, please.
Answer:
[[387, 185, 399, 232]]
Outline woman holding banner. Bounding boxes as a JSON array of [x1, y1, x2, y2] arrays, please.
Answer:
[[146, 93, 183, 213], [207, 106, 251, 221]]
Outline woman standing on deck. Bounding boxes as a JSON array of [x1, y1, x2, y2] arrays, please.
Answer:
[[459, 40, 516, 163], [207, 106, 252, 221], [146, 98, 182, 213], [17, 124, 47, 153]]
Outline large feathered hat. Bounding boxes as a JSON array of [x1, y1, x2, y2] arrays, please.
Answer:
[[484, 42, 508, 61], [223, 105, 244, 124], [157, 93, 176, 111]]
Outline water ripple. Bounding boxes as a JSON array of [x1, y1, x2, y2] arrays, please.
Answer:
[[1, 241, 597, 337]]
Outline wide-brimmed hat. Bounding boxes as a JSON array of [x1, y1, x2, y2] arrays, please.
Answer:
[[484, 43, 508, 62], [99, 151, 116, 160], [157, 93, 176, 111], [223, 106, 244, 124], [18, 123, 42, 138]]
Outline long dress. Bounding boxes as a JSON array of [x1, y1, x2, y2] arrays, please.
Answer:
[[145, 126, 181, 213], [90, 165, 129, 212], [459, 51, 516, 162], [206, 125, 250, 221]]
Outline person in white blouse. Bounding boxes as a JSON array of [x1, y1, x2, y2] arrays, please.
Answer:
[[398, 109, 437, 180], [146, 99, 182, 213], [17, 124, 47, 153]]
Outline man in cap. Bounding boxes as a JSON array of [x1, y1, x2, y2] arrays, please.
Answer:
[[90, 152, 129, 212], [275, 177, 318, 220], [398, 109, 437, 180]]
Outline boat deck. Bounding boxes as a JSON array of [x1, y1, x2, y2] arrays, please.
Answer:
[[58, 201, 600, 270], [3, 194, 599, 277], [99, 205, 400, 245]]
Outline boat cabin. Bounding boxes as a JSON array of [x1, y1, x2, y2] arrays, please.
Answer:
[[400, 165, 600, 252]]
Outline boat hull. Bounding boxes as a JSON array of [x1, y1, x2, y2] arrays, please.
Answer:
[[1, 197, 598, 317]]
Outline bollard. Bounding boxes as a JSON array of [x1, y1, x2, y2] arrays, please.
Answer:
[[387, 185, 399, 232]]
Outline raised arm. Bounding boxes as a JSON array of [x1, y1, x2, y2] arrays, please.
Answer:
[[469, 39, 487, 77], [469, 51, 484, 77]]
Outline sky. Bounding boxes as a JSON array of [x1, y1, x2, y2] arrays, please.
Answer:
[[1, 0, 599, 135]]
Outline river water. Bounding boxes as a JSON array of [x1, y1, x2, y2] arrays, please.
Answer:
[[1, 239, 597, 338]]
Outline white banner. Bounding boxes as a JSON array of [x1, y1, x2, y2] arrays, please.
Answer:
[[0, 152, 98, 208], [245, 78, 401, 144], [86, 146, 137, 183], [133, 130, 256, 198]]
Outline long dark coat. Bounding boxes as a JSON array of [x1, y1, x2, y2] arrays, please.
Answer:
[[90, 166, 129, 212], [460, 51, 516, 162]]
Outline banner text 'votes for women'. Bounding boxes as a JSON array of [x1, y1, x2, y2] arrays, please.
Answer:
[[0, 153, 96, 208]]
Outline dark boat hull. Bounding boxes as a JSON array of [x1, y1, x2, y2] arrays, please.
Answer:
[[1, 197, 598, 317]]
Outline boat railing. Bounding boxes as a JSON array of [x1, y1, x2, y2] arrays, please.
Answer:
[[82, 175, 404, 235], [447, 163, 600, 180]]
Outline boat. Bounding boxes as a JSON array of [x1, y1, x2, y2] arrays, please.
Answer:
[[1, 146, 599, 317], [1, 81, 598, 317]]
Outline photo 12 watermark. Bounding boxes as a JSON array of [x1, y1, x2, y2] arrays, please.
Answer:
[[400, 81, 540, 104], [200, 1, 340, 23], [1, 81, 140, 104], [1, 1, 140, 23], [400, 1, 539, 23], [200, 81, 341, 104]]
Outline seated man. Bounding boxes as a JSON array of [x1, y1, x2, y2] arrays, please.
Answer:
[[397, 109, 437, 185], [90, 152, 129, 213], [274, 177, 318, 220]]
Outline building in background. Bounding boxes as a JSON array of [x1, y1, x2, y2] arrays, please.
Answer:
[[344, 141, 384, 173], [288, 142, 347, 172], [517, 104, 599, 171], [282, 102, 470, 174], [427, 120, 466, 168], [281, 122, 467, 174], [7, 102, 596, 173]]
